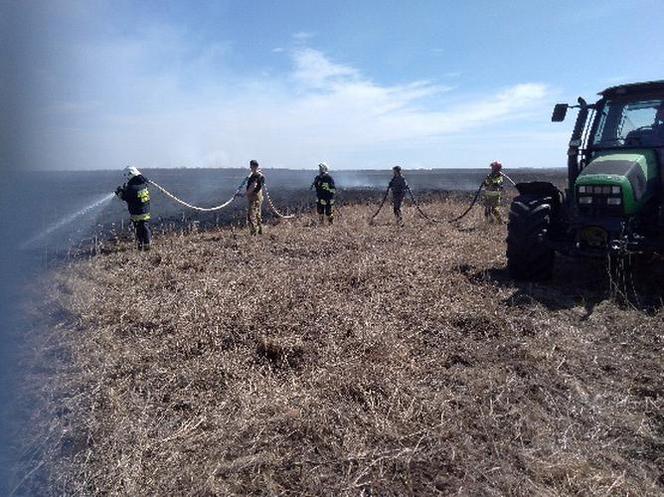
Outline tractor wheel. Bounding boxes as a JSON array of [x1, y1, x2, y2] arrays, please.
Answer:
[[506, 194, 555, 281]]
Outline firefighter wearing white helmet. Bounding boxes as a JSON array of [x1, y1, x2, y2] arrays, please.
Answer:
[[312, 162, 336, 225], [115, 166, 152, 250], [124, 166, 141, 180]]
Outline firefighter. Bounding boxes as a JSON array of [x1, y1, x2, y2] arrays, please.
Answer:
[[388, 165, 408, 225], [115, 166, 152, 250], [246, 159, 265, 235], [483, 161, 505, 223], [312, 162, 336, 225]]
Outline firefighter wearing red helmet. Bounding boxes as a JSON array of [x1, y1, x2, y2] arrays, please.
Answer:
[[483, 161, 505, 223]]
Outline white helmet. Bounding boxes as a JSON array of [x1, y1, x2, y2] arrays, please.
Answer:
[[318, 162, 329, 173], [124, 166, 141, 180]]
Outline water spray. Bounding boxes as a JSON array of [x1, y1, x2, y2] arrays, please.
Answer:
[[21, 193, 115, 249]]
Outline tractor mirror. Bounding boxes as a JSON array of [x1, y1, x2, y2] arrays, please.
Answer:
[[552, 104, 568, 122]]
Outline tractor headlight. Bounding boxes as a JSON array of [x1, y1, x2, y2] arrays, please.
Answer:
[[578, 196, 593, 204], [611, 186, 621, 194], [607, 197, 622, 205]]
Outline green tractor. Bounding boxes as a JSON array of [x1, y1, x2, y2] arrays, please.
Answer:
[[507, 80, 664, 280]]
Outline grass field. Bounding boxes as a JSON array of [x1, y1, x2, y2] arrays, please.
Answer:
[[16, 196, 664, 496]]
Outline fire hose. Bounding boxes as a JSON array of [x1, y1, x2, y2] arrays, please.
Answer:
[[263, 186, 295, 219], [149, 179, 243, 212], [370, 172, 516, 224], [407, 187, 440, 222], [447, 183, 484, 222], [501, 172, 517, 187], [150, 178, 294, 219], [369, 187, 391, 223], [370, 186, 441, 223], [449, 172, 516, 223]]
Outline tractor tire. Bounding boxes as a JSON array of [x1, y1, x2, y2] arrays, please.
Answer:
[[507, 194, 555, 281]]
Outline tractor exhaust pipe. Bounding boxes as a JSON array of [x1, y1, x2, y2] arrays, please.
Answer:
[[567, 97, 589, 190]]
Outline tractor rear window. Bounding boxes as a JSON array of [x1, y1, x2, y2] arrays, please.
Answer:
[[592, 99, 664, 148]]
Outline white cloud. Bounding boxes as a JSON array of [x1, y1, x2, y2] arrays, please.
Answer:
[[292, 31, 315, 41], [39, 32, 556, 170], [292, 48, 359, 87]]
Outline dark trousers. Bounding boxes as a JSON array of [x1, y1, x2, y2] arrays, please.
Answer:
[[132, 220, 152, 250], [316, 199, 333, 217], [392, 192, 405, 220]]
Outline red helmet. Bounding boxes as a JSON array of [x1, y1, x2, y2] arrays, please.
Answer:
[[490, 161, 502, 172]]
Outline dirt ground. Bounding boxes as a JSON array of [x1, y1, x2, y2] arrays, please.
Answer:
[[13, 197, 664, 496]]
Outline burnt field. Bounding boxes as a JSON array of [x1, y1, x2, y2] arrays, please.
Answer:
[[22, 167, 565, 255], [12, 194, 664, 496]]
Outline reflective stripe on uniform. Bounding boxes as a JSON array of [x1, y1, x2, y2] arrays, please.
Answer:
[[131, 213, 151, 221], [483, 191, 501, 208], [137, 188, 150, 203], [484, 176, 503, 191]]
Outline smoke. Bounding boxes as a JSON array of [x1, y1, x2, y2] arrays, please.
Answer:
[[335, 172, 382, 189]]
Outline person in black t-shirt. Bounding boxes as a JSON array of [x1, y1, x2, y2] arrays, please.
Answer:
[[246, 160, 265, 235], [388, 166, 408, 225]]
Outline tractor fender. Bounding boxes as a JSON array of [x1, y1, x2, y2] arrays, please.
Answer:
[[515, 181, 561, 197], [515, 181, 564, 210]]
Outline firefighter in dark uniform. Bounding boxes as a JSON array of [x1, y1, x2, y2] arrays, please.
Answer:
[[388, 165, 408, 225], [115, 166, 152, 250], [246, 160, 265, 235], [483, 161, 505, 223], [312, 162, 336, 225]]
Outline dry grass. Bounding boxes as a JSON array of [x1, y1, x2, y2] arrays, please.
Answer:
[[14, 197, 664, 496]]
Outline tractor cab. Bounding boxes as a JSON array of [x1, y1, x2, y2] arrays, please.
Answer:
[[578, 92, 664, 215], [506, 81, 664, 281], [564, 83, 664, 251]]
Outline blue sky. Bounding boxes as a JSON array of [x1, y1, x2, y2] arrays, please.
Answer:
[[6, 0, 664, 169]]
